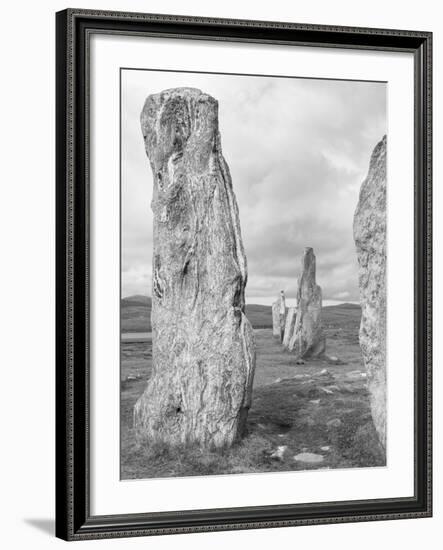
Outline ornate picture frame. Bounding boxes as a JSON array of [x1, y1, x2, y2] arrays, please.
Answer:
[[55, 8, 432, 541]]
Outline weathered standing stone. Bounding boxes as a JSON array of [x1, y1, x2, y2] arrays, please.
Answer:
[[282, 307, 297, 349], [134, 88, 256, 448], [279, 290, 286, 340], [272, 290, 286, 341], [272, 301, 280, 338], [353, 135, 387, 451], [288, 248, 325, 358]]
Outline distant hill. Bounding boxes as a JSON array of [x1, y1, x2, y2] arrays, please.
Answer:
[[328, 302, 360, 310], [120, 296, 273, 332], [322, 303, 361, 336], [121, 295, 152, 333], [244, 304, 272, 328], [121, 295, 360, 333], [122, 295, 152, 306]]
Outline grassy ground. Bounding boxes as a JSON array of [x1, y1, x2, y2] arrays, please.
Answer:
[[120, 304, 385, 480]]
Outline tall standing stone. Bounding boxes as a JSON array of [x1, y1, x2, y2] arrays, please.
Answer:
[[353, 135, 387, 451], [288, 248, 325, 358], [134, 88, 256, 448], [272, 290, 286, 341]]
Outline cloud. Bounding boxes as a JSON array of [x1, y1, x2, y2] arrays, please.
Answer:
[[121, 70, 386, 303]]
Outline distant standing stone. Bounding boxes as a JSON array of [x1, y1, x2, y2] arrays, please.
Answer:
[[353, 135, 387, 451], [272, 290, 286, 341], [134, 88, 256, 448], [282, 306, 297, 348], [288, 248, 326, 358], [272, 301, 280, 338]]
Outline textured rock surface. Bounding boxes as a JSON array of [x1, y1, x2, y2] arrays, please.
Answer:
[[288, 248, 326, 358], [278, 290, 286, 341], [272, 291, 286, 341], [134, 88, 256, 448], [353, 135, 387, 451], [282, 307, 297, 349], [272, 301, 280, 338]]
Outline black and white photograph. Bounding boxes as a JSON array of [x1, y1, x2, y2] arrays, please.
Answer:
[[1, 0, 438, 545], [120, 69, 387, 480], [51, 6, 433, 542]]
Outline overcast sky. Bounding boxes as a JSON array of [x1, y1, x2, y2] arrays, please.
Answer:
[[121, 69, 386, 305]]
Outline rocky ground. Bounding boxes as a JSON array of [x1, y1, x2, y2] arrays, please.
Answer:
[[120, 304, 385, 480]]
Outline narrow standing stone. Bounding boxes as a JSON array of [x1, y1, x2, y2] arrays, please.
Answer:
[[272, 290, 286, 342], [134, 88, 256, 448], [353, 135, 387, 452], [288, 248, 325, 358], [283, 307, 297, 349], [272, 301, 280, 338]]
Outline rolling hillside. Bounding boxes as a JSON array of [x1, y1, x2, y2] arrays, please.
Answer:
[[121, 295, 152, 333], [121, 295, 360, 333]]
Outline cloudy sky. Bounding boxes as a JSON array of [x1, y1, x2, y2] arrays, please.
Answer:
[[121, 69, 386, 305]]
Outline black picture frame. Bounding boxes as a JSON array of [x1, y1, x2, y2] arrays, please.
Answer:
[[55, 8, 432, 541]]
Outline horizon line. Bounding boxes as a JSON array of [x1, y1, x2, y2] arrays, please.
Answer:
[[121, 293, 360, 306]]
